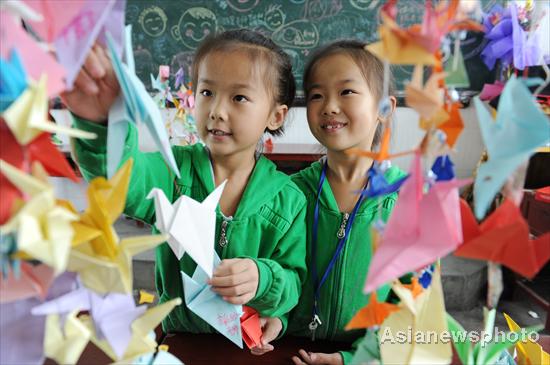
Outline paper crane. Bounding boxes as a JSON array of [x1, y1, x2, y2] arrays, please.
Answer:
[[0, 160, 78, 274], [504, 313, 549, 365], [67, 159, 167, 293], [345, 293, 400, 330], [380, 267, 452, 364], [473, 76, 549, 219], [455, 198, 550, 279], [147, 181, 226, 277], [2, 75, 96, 145], [105, 25, 179, 178], [364, 152, 470, 294]]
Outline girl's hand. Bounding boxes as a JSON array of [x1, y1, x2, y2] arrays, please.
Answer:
[[250, 317, 282, 356], [209, 258, 259, 304], [292, 350, 343, 365], [61, 44, 120, 123]]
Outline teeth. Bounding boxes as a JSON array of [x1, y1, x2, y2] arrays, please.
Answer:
[[324, 123, 344, 130], [211, 130, 229, 136]]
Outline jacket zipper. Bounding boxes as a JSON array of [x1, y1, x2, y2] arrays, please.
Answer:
[[337, 213, 350, 239], [218, 218, 230, 247]]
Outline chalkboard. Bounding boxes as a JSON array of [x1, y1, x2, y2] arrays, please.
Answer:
[[125, 0, 501, 102]]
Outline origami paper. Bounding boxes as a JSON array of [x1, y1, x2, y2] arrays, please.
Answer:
[[345, 293, 400, 330], [406, 65, 448, 123], [240, 306, 262, 349], [2, 75, 96, 145], [133, 349, 184, 365], [0, 262, 55, 303], [0, 12, 66, 98], [403, 277, 424, 298], [473, 76, 549, 219], [479, 81, 505, 101], [350, 330, 380, 365], [361, 162, 409, 199], [364, 153, 470, 294], [346, 127, 413, 162], [139, 290, 155, 304], [83, 298, 182, 361], [380, 267, 452, 364], [65, 159, 167, 293], [0, 231, 19, 276], [0, 48, 27, 111], [1, 120, 78, 185], [444, 47, 470, 89], [455, 198, 550, 279], [510, 3, 543, 70], [438, 101, 464, 147], [431, 155, 455, 181], [105, 26, 179, 179], [33, 288, 147, 359], [23, 0, 86, 42], [0, 272, 76, 365], [448, 308, 535, 365], [366, 13, 438, 65], [0, 160, 78, 274], [368, 0, 482, 65], [504, 313, 550, 365], [182, 254, 244, 348], [43, 311, 91, 365], [1, 0, 44, 22], [175, 68, 185, 89], [147, 181, 226, 277], [46, 0, 126, 88]]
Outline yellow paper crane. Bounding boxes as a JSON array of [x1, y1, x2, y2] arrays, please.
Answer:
[[82, 298, 182, 362], [380, 266, 452, 364], [504, 313, 550, 365], [0, 160, 77, 274], [406, 64, 449, 127], [367, 12, 438, 65], [43, 311, 91, 365], [2, 75, 96, 145], [66, 159, 167, 294]]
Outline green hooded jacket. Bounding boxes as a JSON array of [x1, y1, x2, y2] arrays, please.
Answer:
[[71, 117, 307, 334], [288, 159, 407, 364]]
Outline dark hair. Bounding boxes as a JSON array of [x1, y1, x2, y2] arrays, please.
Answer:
[[303, 40, 395, 147], [191, 29, 295, 136]]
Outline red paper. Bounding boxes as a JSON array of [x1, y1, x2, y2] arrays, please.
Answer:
[[240, 306, 262, 349]]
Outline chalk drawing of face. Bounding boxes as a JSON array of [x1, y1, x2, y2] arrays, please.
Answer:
[[139, 6, 167, 37], [265, 5, 285, 31], [226, 0, 259, 12], [172, 7, 217, 49], [349, 0, 378, 11], [272, 20, 319, 50]]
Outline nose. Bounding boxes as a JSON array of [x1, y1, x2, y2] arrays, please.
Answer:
[[209, 97, 228, 122], [322, 97, 340, 116]]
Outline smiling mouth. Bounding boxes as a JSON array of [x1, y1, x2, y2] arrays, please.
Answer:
[[321, 121, 347, 130], [208, 128, 232, 136]]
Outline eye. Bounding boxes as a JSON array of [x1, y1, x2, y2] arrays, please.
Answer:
[[200, 89, 212, 97], [234, 95, 249, 103], [341, 89, 355, 96], [308, 93, 322, 101]]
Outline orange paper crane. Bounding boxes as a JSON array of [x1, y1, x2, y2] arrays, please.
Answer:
[[368, 0, 483, 65], [438, 101, 464, 148], [406, 64, 448, 124], [455, 199, 550, 279], [345, 293, 400, 330], [346, 127, 414, 161]]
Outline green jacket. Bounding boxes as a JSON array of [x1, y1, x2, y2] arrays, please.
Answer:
[[71, 117, 307, 334], [288, 160, 406, 364]]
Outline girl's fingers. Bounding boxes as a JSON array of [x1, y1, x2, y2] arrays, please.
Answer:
[[210, 270, 252, 289], [95, 44, 119, 90], [73, 68, 99, 95], [212, 258, 249, 277], [222, 292, 253, 305], [212, 281, 255, 297], [83, 47, 106, 79], [292, 356, 307, 365]]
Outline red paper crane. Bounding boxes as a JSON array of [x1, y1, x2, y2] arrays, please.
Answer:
[[455, 199, 550, 279]]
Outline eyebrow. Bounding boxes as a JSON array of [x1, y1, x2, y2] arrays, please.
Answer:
[[309, 79, 358, 89], [198, 78, 254, 90]]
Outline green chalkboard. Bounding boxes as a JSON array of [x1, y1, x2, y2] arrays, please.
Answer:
[[125, 0, 501, 101]]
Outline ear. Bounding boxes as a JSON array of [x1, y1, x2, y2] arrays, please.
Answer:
[[378, 96, 397, 125], [266, 104, 288, 132]]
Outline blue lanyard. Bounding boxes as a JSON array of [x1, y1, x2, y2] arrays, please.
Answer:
[[310, 161, 370, 331]]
